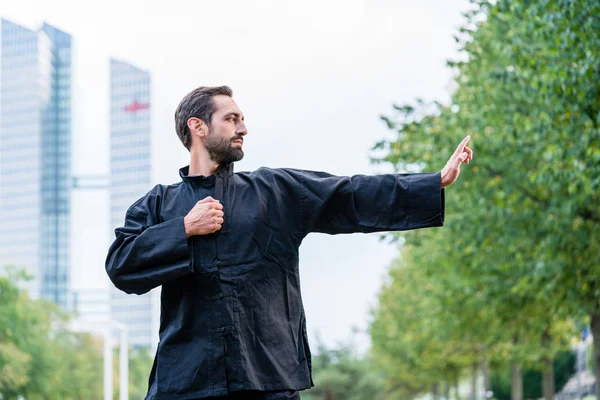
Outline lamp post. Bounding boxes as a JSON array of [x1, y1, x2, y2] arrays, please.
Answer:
[[104, 320, 129, 400], [103, 328, 112, 400], [69, 316, 129, 400]]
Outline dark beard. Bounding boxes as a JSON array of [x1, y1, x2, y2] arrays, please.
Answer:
[[205, 128, 244, 165]]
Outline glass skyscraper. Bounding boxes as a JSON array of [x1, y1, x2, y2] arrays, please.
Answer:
[[0, 19, 72, 308], [109, 58, 159, 348]]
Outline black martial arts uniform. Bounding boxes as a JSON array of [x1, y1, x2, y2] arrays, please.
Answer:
[[106, 164, 444, 399]]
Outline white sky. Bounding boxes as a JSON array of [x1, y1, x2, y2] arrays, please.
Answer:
[[2, 0, 470, 350]]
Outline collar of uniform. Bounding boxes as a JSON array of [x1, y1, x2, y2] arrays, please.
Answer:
[[179, 163, 234, 184], [216, 162, 234, 178], [179, 165, 216, 186]]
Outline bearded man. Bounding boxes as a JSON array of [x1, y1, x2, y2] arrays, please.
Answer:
[[106, 86, 473, 400]]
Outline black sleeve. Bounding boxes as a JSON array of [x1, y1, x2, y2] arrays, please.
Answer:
[[105, 186, 192, 295], [291, 170, 444, 236]]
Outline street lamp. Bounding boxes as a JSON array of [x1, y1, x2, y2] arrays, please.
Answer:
[[104, 320, 129, 400]]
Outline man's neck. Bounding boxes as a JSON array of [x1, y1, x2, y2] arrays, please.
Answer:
[[189, 147, 219, 177]]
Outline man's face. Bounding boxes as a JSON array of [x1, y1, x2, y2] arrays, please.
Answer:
[[205, 95, 247, 164]]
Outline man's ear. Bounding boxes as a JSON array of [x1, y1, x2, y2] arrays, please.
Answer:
[[187, 117, 208, 139]]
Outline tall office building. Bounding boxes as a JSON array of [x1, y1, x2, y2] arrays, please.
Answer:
[[109, 58, 159, 348], [0, 19, 72, 308]]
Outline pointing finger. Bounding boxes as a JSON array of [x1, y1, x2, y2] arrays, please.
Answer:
[[453, 135, 471, 158]]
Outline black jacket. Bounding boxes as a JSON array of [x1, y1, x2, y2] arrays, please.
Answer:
[[105, 164, 445, 399]]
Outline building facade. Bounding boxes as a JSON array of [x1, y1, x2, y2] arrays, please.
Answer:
[[109, 58, 159, 348], [0, 19, 72, 308]]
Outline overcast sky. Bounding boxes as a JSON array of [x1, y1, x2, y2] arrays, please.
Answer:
[[3, 0, 470, 350]]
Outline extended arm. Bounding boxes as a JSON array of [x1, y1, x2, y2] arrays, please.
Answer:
[[298, 170, 445, 235], [296, 136, 472, 235]]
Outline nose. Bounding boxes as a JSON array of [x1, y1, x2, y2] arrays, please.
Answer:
[[236, 121, 248, 136]]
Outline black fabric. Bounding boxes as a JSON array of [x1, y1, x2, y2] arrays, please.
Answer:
[[106, 164, 445, 399], [201, 389, 300, 399]]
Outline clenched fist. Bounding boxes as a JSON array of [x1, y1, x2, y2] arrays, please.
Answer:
[[184, 196, 224, 238]]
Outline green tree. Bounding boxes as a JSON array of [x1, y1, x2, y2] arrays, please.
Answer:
[[0, 269, 72, 399], [0, 269, 32, 394], [51, 332, 104, 400], [114, 346, 155, 400], [0, 270, 105, 399], [370, 0, 598, 397], [1, 269, 160, 399], [129, 347, 154, 399], [370, 243, 483, 399], [302, 339, 385, 400]]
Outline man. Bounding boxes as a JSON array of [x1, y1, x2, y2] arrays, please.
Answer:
[[105, 86, 473, 400]]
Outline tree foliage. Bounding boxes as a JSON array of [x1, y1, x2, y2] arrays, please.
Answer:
[[370, 0, 599, 396], [0, 269, 154, 399], [303, 339, 385, 400]]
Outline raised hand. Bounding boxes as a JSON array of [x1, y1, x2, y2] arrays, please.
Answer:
[[184, 196, 224, 237], [441, 135, 473, 188]]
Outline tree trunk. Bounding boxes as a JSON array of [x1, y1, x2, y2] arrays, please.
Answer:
[[432, 382, 439, 400], [455, 367, 462, 400], [444, 381, 451, 400], [325, 388, 335, 400], [470, 362, 478, 400], [542, 358, 555, 400], [511, 363, 523, 400], [591, 312, 600, 400], [542, 328, 555, 400], [482, 357, 491, 394]]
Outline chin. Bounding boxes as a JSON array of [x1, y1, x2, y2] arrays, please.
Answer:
[[229, 150, 244, 163]]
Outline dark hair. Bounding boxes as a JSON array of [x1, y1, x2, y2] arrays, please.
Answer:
[[174, 86, 233, 150]]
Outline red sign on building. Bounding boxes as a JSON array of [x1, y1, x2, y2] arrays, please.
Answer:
[[124, 100, 150, 113]]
